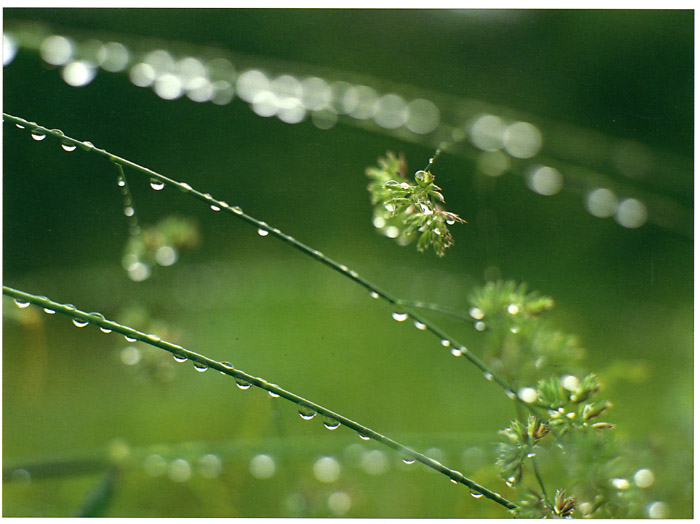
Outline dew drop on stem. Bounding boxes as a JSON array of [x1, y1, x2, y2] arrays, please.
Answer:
[[402, 457, 416, 465], [173, 354, 188, 363], [268, 390, 280, 398], [470, 490, 484, 499], [44, 307, 56, 314], [150, 178, 165, 191], [370, 291, 380, 299], [100, 326, 112, 333], [358, 433, 370, 441], [440, 339, 450, 347], [61, 142, 76, 152], [392, 312, 408, 322], [298, 405, 317, 420], [322, 416, 341, 430], [72, 318, 89, 327], [13, 299, 30, 308], [235, 378, 252, 390], [219, 361, 233, 375], [413, 320, 427, 330], [257, 228, 269, 237], [193, 362, 208, 372], [124, 335, 137, 342], [484, 372, 494, 381], [30, 130, 46, 141]]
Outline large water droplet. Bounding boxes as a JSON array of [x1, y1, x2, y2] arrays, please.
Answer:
[[72, 318, 89, 327], [483, 372, 494, 381], [451, 348, 463, 357], [402, 457, 416, 465], [100, 326, 112, 333], [413, 320, 426, 330], [236, 378, 252, 390], [268, 390, 280, 398], [173, 354, 188, 363], [61, 142, 76, 152], [392, 312, 408, 322], [150, 179, 165, 191], [125, 335, 137, 342], [193, 362, 208, 372], [470, 490, 484, 499], [14, 299, 30, 308], [323, 416, 341, 430], [298, 405, 317, 420], [440, 339, 450, 347], [474, 321, 486, 331], [44, 307, 56, 314], [358, 433, 370, 441], [257, 228, 269, 237], [469, 307, 484, 320], [210, 204, 221, 211], [370, 291, 380, 299], [31, 130, 46, 141]]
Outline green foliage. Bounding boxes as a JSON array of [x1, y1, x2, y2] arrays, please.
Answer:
[[468, 281, 584, 386], [365, 152, 465, 257]]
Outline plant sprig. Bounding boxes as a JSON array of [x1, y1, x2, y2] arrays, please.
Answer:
[[366, 152, 465, 257], [3, 284, 517, 511]]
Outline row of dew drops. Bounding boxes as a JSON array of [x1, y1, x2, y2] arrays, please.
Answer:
[[4, 30, 650, 230], [12, 295, 487, 502]]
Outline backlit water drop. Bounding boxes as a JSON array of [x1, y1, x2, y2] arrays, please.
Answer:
[[236, 378, 252, 390], [44, 308, 56, 314], [392, 312, 408, 322], [402, 457, 416, 465], [440, 339, 450, 347], [72, 318, 89, 327], [193, 362, 208, 372], [413, 320, 426, 330], [150, 179, 165, 191], [61, 142, 76, 152], [31, 130, 46, 141], [323, 416, 341, 430], [299, 405, 317, 420], [257, 228, 269, 237], [470, 490, 484, 499], [370, 291, 380, 299], [358, 433, 370, 441], [451, 348, 463, 357], [14, 299, 30, 308], [173, 354, 188, 363], [125, 335, 137, 342]]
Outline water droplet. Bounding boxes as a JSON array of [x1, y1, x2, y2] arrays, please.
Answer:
[[505, 390, 517, 399], [450, 477, 459, 485], [450, 348, 463, 357], [358, 433, 370, 441], [31, 130, 46, 141], [61, 142, 76, 152], [469, 307, 484, 320], [178, 182, 192, 191], [231, 206, 243, 214], [323, 416, 341, 430], [100, 326, 112, 333], [124, 335, 137, 342], [370, 291, 380, 299], [220, 361, 233, 374], [193, 362, 208, 372], [509, 326, 520, 334], [440, 339, 450, 347], [210, 204, 220, 211], [402, 457, 416, 465], [470, 490, 484, 499], [43, 307, 56, 314], [173, 354, 188, 363], [117, 178, 126, 187], [15, 123, 25, 129], [392, 312, 408, 322], [526, 452, 535, 458], [14, 299, 30, 308], [72, 318, 89, 327], [146, 334, 161, 343], [446, 218, 456, 225], [505, 476, 516, 487], [298, 405, 317, 420], [81, 141, 94, 150], [474, 321, 486, 331], [268, 390, 280, 398], [507, 303, 519, 315], [124, 206, 135, 217], [349, 270, 359, 278], [236, 378, 252, 390], [413, 320, 427, 330], [483, 372, 494, 381], [257, 228, 269, 237], [150, 179, 165, 191]]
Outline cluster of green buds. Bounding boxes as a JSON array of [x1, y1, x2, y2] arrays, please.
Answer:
[[366, 152, 465, 257], [497, 415, 550, 487]]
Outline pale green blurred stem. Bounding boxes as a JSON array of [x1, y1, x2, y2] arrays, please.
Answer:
[[3, 285, 517, 511], [3, 112, 529, 406]]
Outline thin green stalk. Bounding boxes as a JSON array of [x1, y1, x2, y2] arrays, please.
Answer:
[[114, 163, 141, 236], [3, 285, 517, 511], [531, 457, 552, 510], [3, 112, 535, 408], [400, 299, 474, 322]]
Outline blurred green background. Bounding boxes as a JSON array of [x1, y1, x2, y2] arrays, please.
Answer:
[[2, 9, 693, 518]]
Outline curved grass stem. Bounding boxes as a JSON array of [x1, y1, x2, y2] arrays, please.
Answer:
[[3, 112, 534, 408], [3, 284, 517, 511]]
